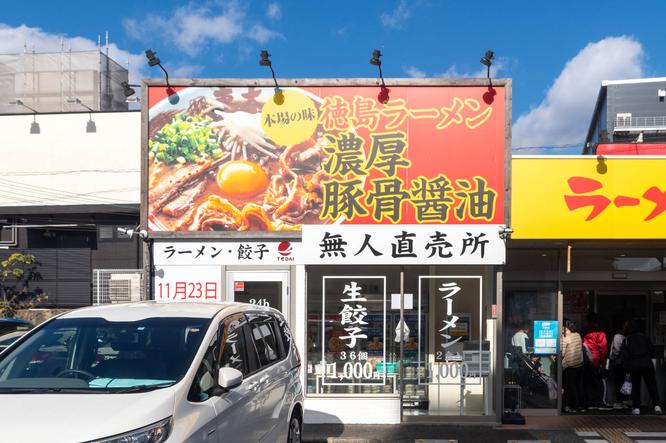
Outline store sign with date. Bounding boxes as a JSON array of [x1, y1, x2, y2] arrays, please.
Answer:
[[155, 265, 222, 302]]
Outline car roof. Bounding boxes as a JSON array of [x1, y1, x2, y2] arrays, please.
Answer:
[[59, 301, 269, 321]]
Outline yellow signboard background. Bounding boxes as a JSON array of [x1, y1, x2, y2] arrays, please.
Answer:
[[512, 157, 666, 239]]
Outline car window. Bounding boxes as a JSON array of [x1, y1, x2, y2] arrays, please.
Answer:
[[219, 314, 250, 375], [273, 315, 292, 360], [189, 313, 255, 402], [247, 314, 280, 367], [188, 333, 219, 403], [0, 317, 209, 392]]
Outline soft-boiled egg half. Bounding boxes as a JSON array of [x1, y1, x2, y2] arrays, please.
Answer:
[[216, 160, 269, 198]]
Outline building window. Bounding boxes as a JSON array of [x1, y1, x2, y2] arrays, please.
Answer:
[[306, 265, 494, 416]]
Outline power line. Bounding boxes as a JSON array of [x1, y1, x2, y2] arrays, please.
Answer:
[[512, 143, 583, 152], [0, 178, 138, 210]]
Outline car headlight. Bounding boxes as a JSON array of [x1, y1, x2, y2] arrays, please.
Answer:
[[86, 417, 172, 443]]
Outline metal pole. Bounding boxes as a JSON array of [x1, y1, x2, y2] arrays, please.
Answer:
[[148, 238, 154, 300], [399, 268, 405, 422]]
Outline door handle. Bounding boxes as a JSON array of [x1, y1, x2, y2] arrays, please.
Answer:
[[247, 381, 259, 390], [260, 375, 269, 384]]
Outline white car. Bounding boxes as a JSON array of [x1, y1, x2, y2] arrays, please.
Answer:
[[0, 301, 304, 443]]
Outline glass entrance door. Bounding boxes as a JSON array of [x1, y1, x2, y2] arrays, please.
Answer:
[[503, 287, 559, 412], [226, 271, 290, 321]]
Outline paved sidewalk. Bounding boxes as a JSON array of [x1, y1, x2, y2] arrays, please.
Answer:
[[303, 415, 666, 443]]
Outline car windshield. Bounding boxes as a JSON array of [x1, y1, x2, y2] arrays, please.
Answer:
[[0, 316, 210, 393]]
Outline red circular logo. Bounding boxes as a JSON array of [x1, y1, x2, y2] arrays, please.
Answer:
[[278, 241, 292, 256]]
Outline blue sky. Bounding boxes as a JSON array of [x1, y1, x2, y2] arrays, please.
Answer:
[[2, 0, 665, 152]]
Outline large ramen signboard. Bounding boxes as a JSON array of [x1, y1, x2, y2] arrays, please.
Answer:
[[144, 81, 508, 233]]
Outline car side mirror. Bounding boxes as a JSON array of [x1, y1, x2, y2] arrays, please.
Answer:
[[218, 367, 243, 390]]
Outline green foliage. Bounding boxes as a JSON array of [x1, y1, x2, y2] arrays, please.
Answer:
[[0, 252, 46, 318]]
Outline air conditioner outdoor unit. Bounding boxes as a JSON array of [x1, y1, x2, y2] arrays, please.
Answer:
[[109, 273, 142, 303]]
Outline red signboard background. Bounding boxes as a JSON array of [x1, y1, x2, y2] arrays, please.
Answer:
[[146, 84, 505, 231]]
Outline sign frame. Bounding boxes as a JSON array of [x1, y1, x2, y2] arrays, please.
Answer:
[[140, 78, 512, 241]]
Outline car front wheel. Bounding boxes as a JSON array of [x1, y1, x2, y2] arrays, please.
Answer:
[[287, 413, 302, 443]]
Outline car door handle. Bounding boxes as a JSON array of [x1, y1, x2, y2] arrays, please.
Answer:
[[259, 375, 269, 384], [247, 381, 259, 390]]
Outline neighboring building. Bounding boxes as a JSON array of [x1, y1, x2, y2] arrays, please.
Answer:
[[584, 77, 666, 155], [506, 156, 666, 414], [0, 50, 129, 114], [0, 111, 141, 308]]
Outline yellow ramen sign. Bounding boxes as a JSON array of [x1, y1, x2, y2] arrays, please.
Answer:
[[512, 157, 666, 239]]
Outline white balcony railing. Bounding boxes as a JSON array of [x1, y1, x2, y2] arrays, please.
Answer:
[[614, 116, 666, 132]]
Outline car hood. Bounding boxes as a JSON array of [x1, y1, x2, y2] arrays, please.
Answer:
[[0, 388, 175, 443]]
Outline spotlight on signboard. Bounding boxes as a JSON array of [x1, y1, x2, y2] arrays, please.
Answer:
[[480, 49, 494, 78], [259, 50, 282, 97]]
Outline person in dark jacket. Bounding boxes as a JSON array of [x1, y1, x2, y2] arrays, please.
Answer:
[[583, 313, 609, 408], [609, 320, 630, 408], [623, 320, 662, 415]]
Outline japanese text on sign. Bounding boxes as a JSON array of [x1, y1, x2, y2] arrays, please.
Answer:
[[303, 225, 505, 265], [157, 281, 218, 301], [322, 276, 387, 386], [438, 282, 463, 353], [320, 129, 498, 224], [565, 176, 666, 221], [319, 96, 493, 132], [339, 282, 369, 349], [153, 265, 222, 303]]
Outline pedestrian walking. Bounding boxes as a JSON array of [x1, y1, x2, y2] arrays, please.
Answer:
[[583, 313, 609, 408], [609, 320, 630, 408], [622, 320, 662, 415], [561, 319, 585, 413]]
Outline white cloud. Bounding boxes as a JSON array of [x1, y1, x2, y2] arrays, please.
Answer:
[[267, 3, 281, 20], [404, 57, 508, 79], [248, 24, 284, 44], [380, 0, 411, 29], [437, 57, 507, 78], [513, 36, 644, 150], [123, 3, 283, 57], [334, 25, 349, 36], [172, 64, 204, 77], [405, 65, 426, 78], [0, 23, 145, 83]]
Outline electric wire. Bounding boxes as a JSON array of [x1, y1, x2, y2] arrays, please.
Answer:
[[0, 179, 138, 210]]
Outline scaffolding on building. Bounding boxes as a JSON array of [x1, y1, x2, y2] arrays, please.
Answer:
[[0, 49, 129, 114]]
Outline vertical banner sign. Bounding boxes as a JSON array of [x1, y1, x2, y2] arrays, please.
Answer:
[[533, 320, 558, 354], [321, 276, 386, 386], [419, 276, 483, 386]]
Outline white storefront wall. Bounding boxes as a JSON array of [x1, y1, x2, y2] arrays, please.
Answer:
[[0, 111, 140, 208], [153, 237, 504, 424]]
